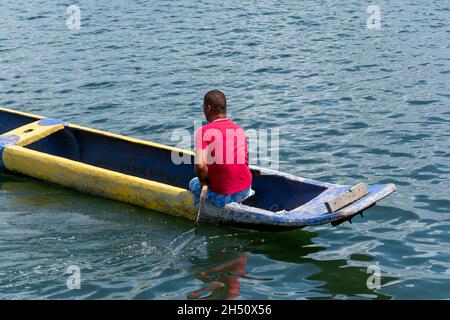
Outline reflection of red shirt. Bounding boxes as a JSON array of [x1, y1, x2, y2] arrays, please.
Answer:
[[195, 118, 252, 194]]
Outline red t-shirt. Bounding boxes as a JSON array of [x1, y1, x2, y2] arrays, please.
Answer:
[[195, 118, 252, 194]]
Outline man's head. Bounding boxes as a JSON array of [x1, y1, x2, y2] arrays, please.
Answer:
[[203, 90, 226, 122]]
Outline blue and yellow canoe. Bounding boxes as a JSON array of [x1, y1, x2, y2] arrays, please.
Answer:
[[0, 107, 396, 230]]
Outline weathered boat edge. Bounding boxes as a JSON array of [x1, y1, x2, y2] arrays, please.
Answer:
[[200, 183, 396, 229]]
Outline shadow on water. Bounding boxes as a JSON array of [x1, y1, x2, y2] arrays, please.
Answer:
[[187, 226, 396, 299], [0, 172, 63, 209]]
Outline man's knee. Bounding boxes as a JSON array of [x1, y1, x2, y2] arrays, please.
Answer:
[[189, 177, 200, 194]]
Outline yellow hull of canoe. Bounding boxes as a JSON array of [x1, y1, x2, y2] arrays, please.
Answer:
[[0, 107, 197, 220]]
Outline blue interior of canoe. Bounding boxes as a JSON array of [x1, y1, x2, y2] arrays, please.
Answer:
[[0, 110, 328, 212]]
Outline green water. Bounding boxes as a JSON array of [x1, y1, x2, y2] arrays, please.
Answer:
[[1, 0, 449, 299]]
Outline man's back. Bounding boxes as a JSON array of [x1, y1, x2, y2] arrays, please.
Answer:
[[190, 89, 254, 207], [195, 118, 252, 194]]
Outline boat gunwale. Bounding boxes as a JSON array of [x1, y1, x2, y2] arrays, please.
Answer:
[[0, 106, 194, 156], [0, 107, 44, 120]]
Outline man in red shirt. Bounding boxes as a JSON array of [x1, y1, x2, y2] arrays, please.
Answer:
[[189, 90, 254, 207]]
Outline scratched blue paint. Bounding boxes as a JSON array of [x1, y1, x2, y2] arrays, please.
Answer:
[[38, 118, 66, 126], [0, 134, 20, 169]]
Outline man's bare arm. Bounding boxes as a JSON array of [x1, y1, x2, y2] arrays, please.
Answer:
[[195, 149, 208, 185]]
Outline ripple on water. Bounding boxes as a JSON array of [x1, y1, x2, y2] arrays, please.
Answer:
[[406, 99, 441, 105]]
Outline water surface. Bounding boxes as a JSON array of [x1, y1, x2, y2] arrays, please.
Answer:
[[0, 0, 449, 299]]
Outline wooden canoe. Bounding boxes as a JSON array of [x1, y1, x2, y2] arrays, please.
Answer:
[[0, 107, 396, 231]]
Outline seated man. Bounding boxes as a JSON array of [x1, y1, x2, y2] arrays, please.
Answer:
[[189, 90, 254, 207]]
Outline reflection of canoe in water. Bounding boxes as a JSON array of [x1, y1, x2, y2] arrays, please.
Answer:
[[0, 107, 396, 231]]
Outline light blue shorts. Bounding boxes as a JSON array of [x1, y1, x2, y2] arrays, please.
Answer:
[[189, 177, 255, 207]]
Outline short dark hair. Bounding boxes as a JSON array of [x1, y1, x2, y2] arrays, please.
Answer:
[[204, 90, 226, 113]]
